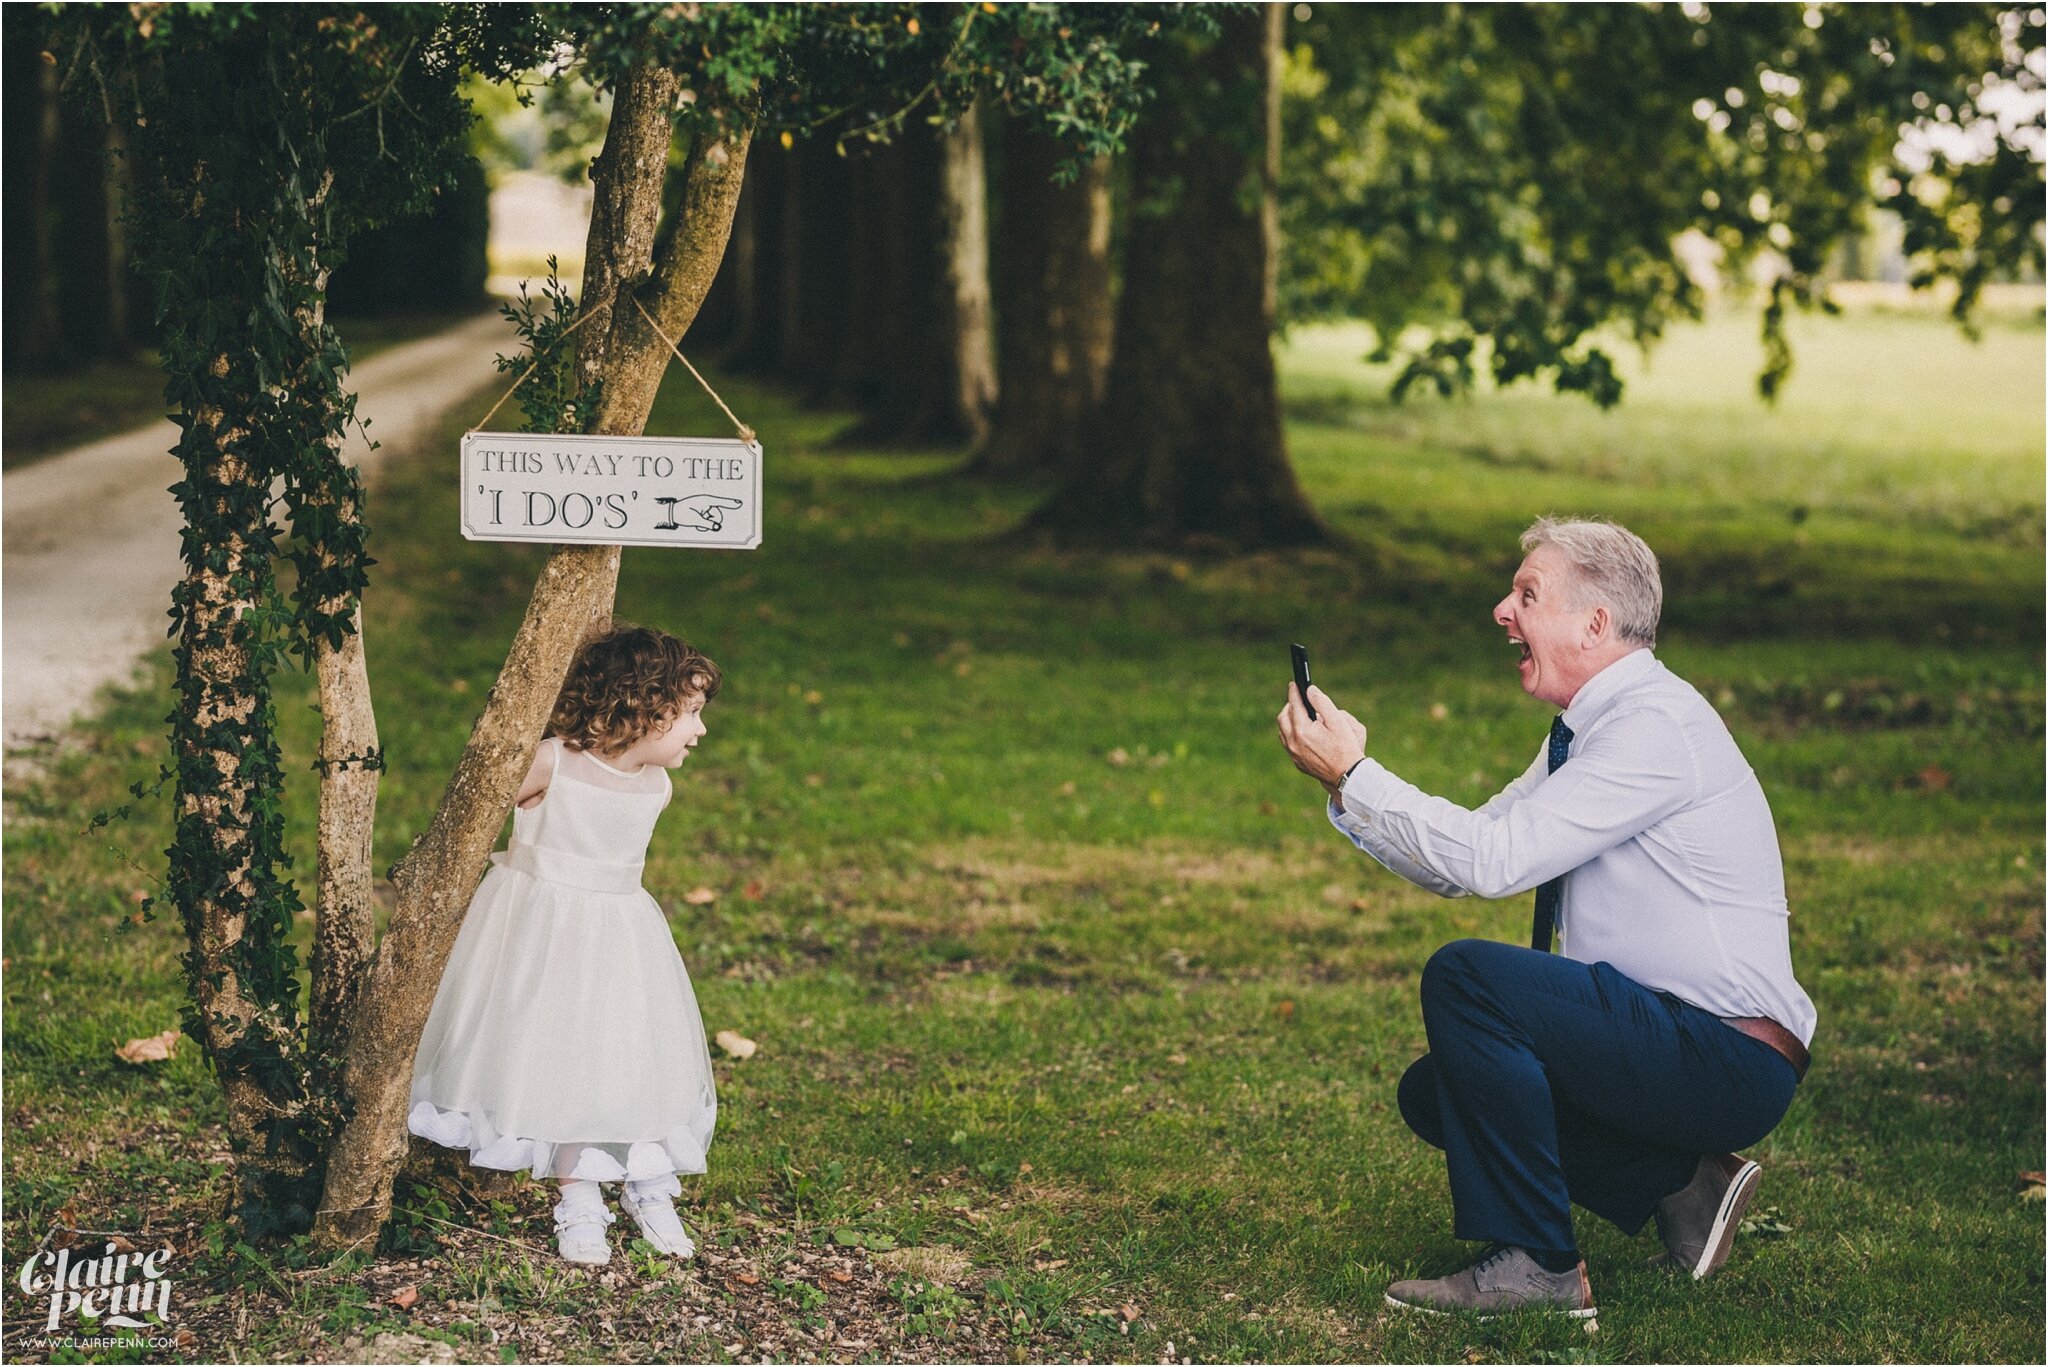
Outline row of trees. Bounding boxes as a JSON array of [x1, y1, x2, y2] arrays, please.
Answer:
[[35, 1, 2039, 1251], [1, 5, 492, 375], [696, 3, 2044, 547]]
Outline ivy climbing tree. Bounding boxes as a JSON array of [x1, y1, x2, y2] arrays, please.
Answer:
[[43, 2, 535, 1234]]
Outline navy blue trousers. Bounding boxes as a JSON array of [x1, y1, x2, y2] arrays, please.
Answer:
[[1400, 938, 1799, 1253]]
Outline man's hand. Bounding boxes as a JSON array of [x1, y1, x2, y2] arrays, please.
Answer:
[[1277, 683, 1368, 798]]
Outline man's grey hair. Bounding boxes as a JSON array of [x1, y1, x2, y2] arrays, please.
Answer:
[[1520, 517, 1663, 647]]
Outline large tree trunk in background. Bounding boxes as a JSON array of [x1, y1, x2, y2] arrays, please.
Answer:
[[312, 69, 751, 1251], [4, 41, 67, 371], [826, 140, 898, 409], [722, 140, 789, 371], [692, 150, 755, 348], [837, 107, 995, 446], [1029, 5, 1327, 550], [976, 121, 1112, 475], [100, 118, 134, 357], [789, 134, 855, 400]]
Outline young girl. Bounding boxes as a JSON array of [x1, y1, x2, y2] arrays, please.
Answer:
[[408, 624, 722, 1266]]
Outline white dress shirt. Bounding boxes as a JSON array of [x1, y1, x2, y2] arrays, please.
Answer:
[[1329, 648, 1817, 1046]]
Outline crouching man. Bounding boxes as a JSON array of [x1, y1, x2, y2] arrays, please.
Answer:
[[1276, 517, 1814, 1319]]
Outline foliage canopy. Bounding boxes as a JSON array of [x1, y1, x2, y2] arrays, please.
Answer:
[[1280, 3, 2046, 402]]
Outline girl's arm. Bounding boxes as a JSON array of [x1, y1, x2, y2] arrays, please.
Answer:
[[513, 738, 556, 810]]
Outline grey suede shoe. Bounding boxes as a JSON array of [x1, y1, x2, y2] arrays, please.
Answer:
[[1384, 1244, 1597, 1319], [1655, 1153, 1761, 1280]]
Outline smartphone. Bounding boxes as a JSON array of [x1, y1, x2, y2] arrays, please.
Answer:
[[1290, 643, 1317, 720]]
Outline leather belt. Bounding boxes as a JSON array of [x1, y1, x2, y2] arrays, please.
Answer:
[[1720, 1015, 1810, 1081]]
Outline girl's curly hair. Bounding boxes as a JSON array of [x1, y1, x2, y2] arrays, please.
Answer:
[[548, 624, 721, 755]]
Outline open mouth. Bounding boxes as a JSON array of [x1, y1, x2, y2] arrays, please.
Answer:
[[1510, 635, 1531, 663]]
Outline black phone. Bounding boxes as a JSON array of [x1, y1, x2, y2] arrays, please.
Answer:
[[1290, 643, 1317, 720]]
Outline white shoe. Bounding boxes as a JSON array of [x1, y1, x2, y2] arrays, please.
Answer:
[[553, 1195, 615, 1266], [621, 1189, 696, 1258]]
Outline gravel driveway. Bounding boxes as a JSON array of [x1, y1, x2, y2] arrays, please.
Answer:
[[3, 312, 510, 752]]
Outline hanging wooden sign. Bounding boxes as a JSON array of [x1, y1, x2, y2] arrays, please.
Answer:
[[461, 431, 763, 549]]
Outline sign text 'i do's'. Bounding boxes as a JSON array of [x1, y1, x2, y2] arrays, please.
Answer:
[[461, 431, 762, 549]]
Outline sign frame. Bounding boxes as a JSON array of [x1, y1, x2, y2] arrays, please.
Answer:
[[460, 430, 763, 550]]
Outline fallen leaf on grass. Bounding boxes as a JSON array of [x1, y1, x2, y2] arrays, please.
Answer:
[[387, 1285, 418, 1311], [715, 1030, 758, 1060], [1916, 764, 1953, 792], [1120, 1303, 1141, 1322], [1273, 1000, 1296, 1020], [115, 1029, 180, 1065], [827, 1269, 852, 1283], [2018, 1172, 2045, 1201], [742, 881, 766, 901], [733, 1272, 761, 1285], [683, 887, 718, 905], [1738, 1204, 1792, 1238]]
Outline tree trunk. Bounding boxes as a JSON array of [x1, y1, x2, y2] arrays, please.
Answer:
[[940, 101, 998, 443], [312, 69, 751, 1252], [784, 133, 853, 397], [101, 117, 134, 357], [170, 385, 318, 1231], [5, 45, 67, 371], [836, 108, 995, 446], [1028, 5, 1328, 550], [721, 137, 788, 371], [309, 598, 379, 1059], [976, 121, 1112, 475], [826, 141, 897, 409], [691, 151, 754, 348]]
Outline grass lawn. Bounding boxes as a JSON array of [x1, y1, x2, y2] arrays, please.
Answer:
[[3, 301, 2042, 1363]]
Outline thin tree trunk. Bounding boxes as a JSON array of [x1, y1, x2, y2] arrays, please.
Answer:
[[309, 599, 379, 1057], [19, 53, 67, 369], [1029, 5, 1328, 550], [102, 118, 133, 356], [977, 121, 1112, 475], [941, 101, 997, 445], [312, 70, 751, 1251]]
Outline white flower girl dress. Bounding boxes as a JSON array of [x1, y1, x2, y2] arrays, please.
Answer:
[[409, 737, 718, 1186]]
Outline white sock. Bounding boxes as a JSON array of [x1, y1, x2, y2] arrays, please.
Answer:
[[556, 1180, 605, 1215], [626, 1174, 682, 1204]]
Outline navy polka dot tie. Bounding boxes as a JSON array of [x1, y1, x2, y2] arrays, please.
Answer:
[[1531, 715, 1574, 953]]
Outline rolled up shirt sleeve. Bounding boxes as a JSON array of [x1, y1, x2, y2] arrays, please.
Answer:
[[1327, 705, 1699, 899]]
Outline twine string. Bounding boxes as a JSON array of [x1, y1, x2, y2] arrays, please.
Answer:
[[630, 295, 757, 444], [466, 289, 758, 446], [467, 300, 608, 435]]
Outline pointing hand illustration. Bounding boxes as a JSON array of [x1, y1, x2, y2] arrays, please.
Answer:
[[655, 495, 745, 532]]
